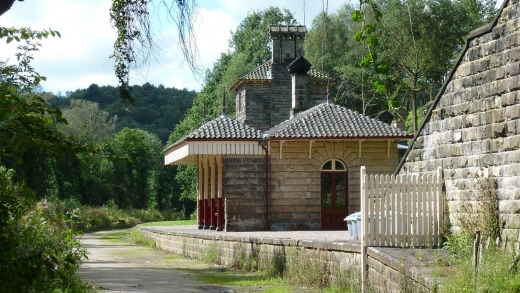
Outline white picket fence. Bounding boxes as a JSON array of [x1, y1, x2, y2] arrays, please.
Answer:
[[360, 166, 444, 248], [359, 166, 444, 292]]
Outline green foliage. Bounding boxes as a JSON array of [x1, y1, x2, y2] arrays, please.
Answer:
[[443, 234, 474, 260], [0, 26, 86, 199], [58, 99, 117, 146], [305, 0, 496, 118], [201, 242, 219, 264], [442, 244, 520, 292], [109, 0, 197, 101], [0, 27, 59, 90], [44, 83, 196, 212], [0, 168, 88, 292], [47, 198, 184, 233], [405, 108, 426, 133], [128, 227, 157, 247], [50, 83, 195, 144], [231, 7, 296, 67], [109, 128, 163, 209]]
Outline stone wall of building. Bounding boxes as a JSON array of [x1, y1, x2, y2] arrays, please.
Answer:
[[269, 140, 401, 230], [271, 63, 294, 126], [224, 155, 266, 231], [401, 0, 520, 238], [239, 83, 272, 132], [308, 83, 329, 106]]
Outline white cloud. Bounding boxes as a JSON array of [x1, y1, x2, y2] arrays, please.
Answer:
[[0, 0, 347, 93], [1, 0, 117, 93]]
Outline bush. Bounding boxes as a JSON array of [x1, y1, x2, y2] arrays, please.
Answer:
[[48, 199, 187, 233], [0, 167, 88, 292]]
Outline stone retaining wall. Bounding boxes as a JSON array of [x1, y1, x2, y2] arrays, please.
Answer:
[[138, 226, 441, 292], [400, 0, 520, 238]]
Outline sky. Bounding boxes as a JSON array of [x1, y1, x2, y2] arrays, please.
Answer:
[[0, 0, 347, 95]]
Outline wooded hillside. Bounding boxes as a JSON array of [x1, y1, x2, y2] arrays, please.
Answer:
[[48, 83, 196, 144]]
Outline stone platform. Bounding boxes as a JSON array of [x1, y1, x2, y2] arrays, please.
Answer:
[[138, 225, 447, 292]]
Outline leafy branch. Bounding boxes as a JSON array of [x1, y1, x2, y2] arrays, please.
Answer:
[[352, 0, 388, 94], [109, 0, 198, 102], [0, 27, 61, 91]]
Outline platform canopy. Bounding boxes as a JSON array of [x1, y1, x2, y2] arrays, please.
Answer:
[[163, 115, 264, 165]]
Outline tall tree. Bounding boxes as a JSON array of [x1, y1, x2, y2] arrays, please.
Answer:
[[110, 128, 162, 209], [378, 0, 496, 132], [58, 99, 117, 146], [304, 0, 496, 128], [304, 3, 390, 116], [231, 7, 297, 67]]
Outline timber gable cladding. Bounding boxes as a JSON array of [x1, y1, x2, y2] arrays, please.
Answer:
[[164, 24, 411, 231]]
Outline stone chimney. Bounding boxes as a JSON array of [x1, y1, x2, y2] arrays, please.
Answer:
[[288, 56, 311, 117], [269, 25, 307, 64]]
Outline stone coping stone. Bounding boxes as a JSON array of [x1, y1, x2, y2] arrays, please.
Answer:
[[139, 225, 361, 253], [368, 247, 449, 289]]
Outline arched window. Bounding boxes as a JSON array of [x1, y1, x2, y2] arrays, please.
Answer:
[[321, 159, 348, 230]]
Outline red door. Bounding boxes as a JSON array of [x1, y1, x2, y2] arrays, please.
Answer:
[[321, 160, 348, 230]]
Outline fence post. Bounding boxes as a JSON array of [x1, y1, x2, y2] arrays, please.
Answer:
[[436, 167, 443, 246], [360, 166, 367, 293]]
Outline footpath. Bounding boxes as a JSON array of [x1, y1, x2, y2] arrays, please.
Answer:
[[78, 230, 234, 293]]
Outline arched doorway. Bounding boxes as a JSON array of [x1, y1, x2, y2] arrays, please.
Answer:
[[321, 159, 348, 230]]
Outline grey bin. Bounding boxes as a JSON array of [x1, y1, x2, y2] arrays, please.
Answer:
[[344, 212, 362, 239]]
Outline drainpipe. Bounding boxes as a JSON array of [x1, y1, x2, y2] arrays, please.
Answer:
[[259, 136, 270, 230]]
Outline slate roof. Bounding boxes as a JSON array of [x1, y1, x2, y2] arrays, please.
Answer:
[[232, 61, 330, 89], [187, 115, 261, 140], [266, 102, 411, 139]]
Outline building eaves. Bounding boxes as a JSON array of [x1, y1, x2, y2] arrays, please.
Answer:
[[163, 115, 261, 155]]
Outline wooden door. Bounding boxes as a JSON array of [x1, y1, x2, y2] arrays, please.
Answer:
[[321, 160, 348, 230]]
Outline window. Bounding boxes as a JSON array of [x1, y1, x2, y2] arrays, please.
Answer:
[[322, 159, 346, 171]]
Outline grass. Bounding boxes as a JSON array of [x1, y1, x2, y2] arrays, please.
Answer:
[[440, 246, 520, 292], [98, 231, 131, 243], [180, 268, 283, 287], [140, 219, 197, 226], [99, 227, 156, 247]]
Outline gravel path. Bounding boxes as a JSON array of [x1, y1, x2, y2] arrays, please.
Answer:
[[78, 230, 233, 293]]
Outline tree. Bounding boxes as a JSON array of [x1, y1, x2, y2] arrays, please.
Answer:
[[304, 0, 496, 125], [58, 99, 117, 146], [0, 27, 82, 197], [304, 3, 390, 116], [0, 20, 87, 292], [378, 0, 496, 132], [231, 7, 297, 67], [110, 128, 163, 209]]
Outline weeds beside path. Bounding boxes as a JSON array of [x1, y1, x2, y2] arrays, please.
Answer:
[[78, 229, 233, 293]]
